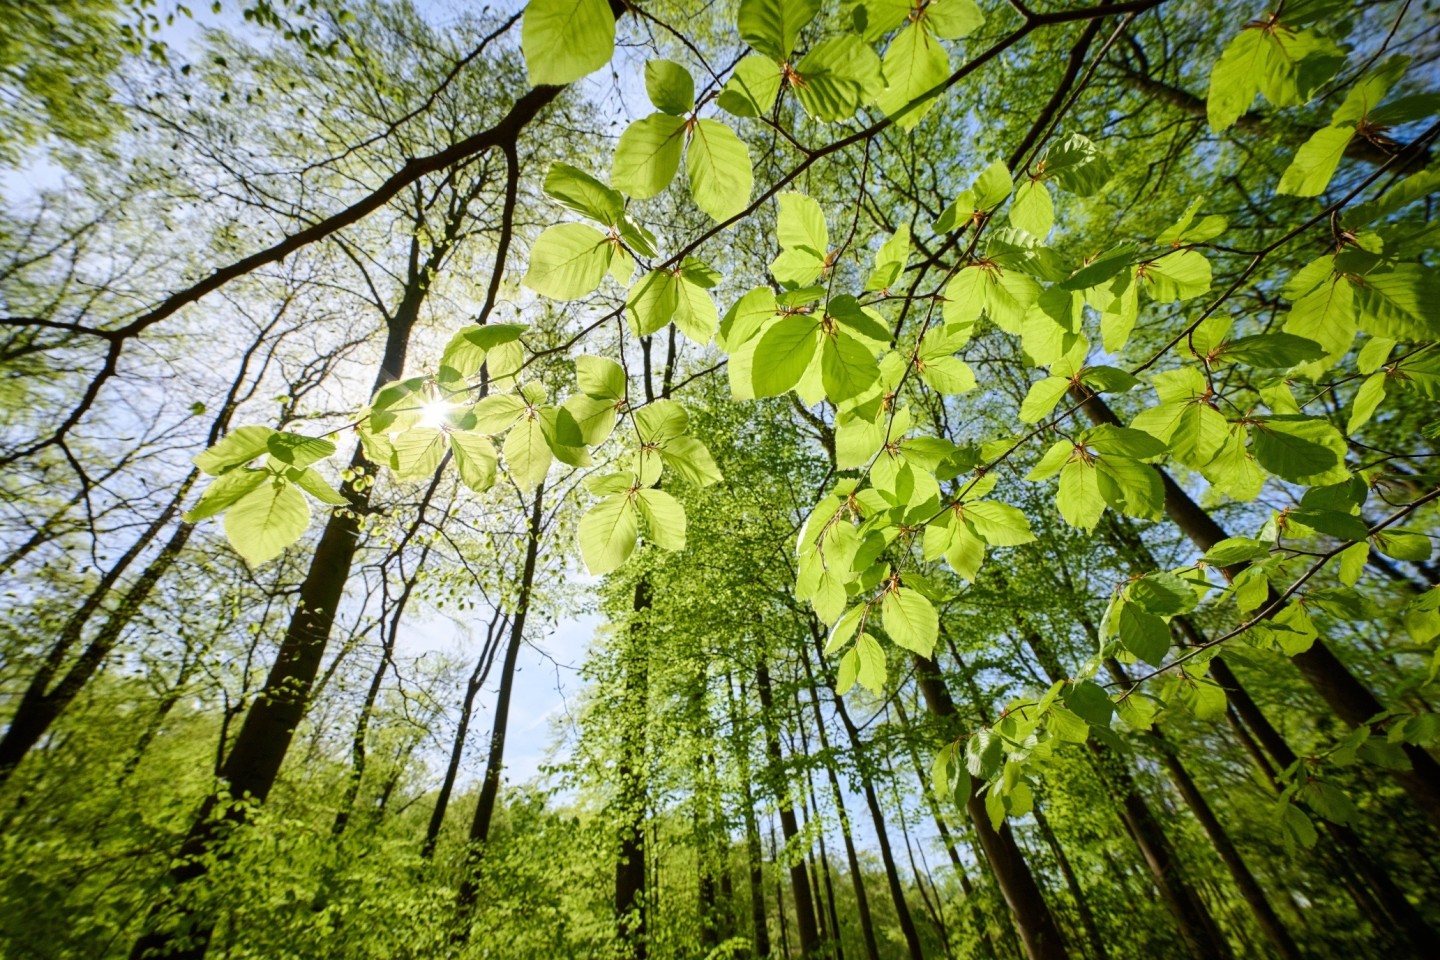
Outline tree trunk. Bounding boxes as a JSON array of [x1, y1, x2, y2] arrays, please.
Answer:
[[421, 609, 509, 859], [800, 652, 882, 960], [911, 654, 1071, 960], [129, 276, 421, 960], [755, 657, 823, 957], [615, 578, 651, 959], [892, 696, 1013, 960], [454, 486, 545, 919], [1021, 622, 1234, 960], [1027, 806, 1109, 960], [728, 673, 772, 958], [824, 669, 926, 960], [1105, 658, 1300, 960], [1076, 389, 1440, 829]]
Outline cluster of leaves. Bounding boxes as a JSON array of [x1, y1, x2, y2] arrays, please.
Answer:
[[180, 0, 1440, 833]]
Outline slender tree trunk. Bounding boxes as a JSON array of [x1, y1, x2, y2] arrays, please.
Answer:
[[772, 818, 792, 958], [1020, 622, 1234, 960], [755, 657, 822, 957], [615, 579, 652, 959], [129, 270, 425, 960], [1076, 389, 1440, 829], [891, 697, 1011, 960], [883, 748, 954, 959], [1029, 807, 1109, 960], [911, 653, 1071, 960], [1209, 651, 1439, 947], [454, 486, 545, 919], [421, 609, 508, 859], [0, 472, 197, 787], [800, 654, 882, 960], [0, 302, 296, 788], [1105, 658, 1300, 960], [1106, 514, 1438, 945], [728, 674, 772, 958]]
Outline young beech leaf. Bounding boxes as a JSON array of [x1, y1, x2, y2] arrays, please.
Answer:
[[644, 59, 695, 115], [224, 479, 310, 568], [855, 632, 886, 695], [579, 493, 639, 574], [882, 587, 938, 657], [521, 0, 615, 87]]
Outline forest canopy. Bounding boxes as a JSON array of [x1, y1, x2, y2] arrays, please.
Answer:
[[1, 0, 1438, 958]]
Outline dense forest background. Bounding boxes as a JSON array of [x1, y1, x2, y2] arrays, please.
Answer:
[[1, 0, 1438, 958]]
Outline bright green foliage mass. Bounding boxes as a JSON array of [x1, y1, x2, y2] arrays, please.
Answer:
[[3, 0, 1440, 958]]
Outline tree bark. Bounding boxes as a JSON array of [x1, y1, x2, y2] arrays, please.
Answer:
[[755, 657, 823, 957], [911, 653, 1071, 960], [454, 486, 545, 916], [1076, 389, 1440, 830]]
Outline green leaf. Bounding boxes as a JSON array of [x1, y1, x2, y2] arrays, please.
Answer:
[[390, 428, 447, 481], [659, 435, 723, 487], [644, 59, 695, 115], [926, 0, 984, 39], [440, 323, 527, 379], [966, 727, 1003, 778], [961, 501, 1035, 546], [1217, 333, 1325, 368], [564, 394, 618, 447], [285, 467, 346, 506], [523, 223, 613, 300], [717, 55, 783, 117], [1278, 125, 1353, 197], [820, 332, 878, 403], [627, 269, 681, 338], [1095, 456, 1164, 521], [543, 161, 623, 225], [737, 0, 820, 61], [882, 586, 938, 657], [636, 488, 686, 551], [580, 493, 639, 574], [1044, 133, 1112, 196], [792, 35, 882, 122], [1347, 372, 1386, 433], [1250, 417, 1346, 484], [503, 418, 552, 489], [865, 224, 910, 292], [449, 432, 498, 492], [1373, 529, 1432, 562], [1009, 179, 1053, 237], [1207, 28, 1266, 131], [612, 113, 687, 199], [777, 192, 827, 256], [266, 433, 335, 469], [521, 0, 615, 87], [686, 119, 753, 222], [1203, 537, 1270, 566], [576, 355, 627, 401], [635, 399, 689, 443], [1352, 263, 1438, 342], [1057, 460, 1105, 530], [471, 394, 528, 435], [876, 21, 949, 129], [1064, 680, 1113, 728], [224, 479, 309, 567], [1118, 602, 1170, 667], [855, 632, 887, 695], [1019, 376, 1069, 423], [184, 469, 268, 522], [1141, 249, 1211, 302], [194, 425, 278, 475], [752, 316, 821, 396], [836, 648, 860, 695]]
